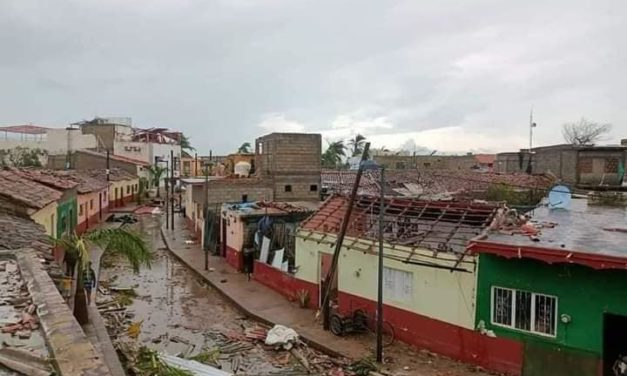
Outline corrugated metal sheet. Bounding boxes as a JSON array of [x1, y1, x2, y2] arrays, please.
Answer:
[[159, 354, 233, 376]]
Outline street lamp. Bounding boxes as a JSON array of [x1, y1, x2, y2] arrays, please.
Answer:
[[361, 159, 385, 363]]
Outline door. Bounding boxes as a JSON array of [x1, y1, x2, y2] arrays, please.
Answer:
[[221, 218, 227, 257], [319, 253, 336, 309], [604, 313, 627, 375], [99, 193, 102, 220]]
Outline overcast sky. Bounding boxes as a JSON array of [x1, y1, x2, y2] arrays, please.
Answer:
[[1, 0, 625, 155]]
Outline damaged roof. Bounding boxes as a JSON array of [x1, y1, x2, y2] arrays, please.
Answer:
[[0, 170, 62, 209], [469, 198, 627, 270], [302, 194, 498, 253], [7, 168, 78, 190], [322, 169, 554, 199]]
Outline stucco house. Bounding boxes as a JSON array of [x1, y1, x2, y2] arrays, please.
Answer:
[[469, 198, 627, 376]]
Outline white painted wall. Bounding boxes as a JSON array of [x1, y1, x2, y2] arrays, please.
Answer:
[[0, 128, 97, 155], [47, 128, 97, 155], [113, 141, 151, 162], [295, 230, 478, 329]]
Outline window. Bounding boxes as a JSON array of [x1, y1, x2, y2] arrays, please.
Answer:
[[423, 163, 431, 168], [579, 158, 593, 173], [491, 286, 557, 336], [242, 194, 248, 202], [395, 162, 405, 169], [605, 158, 619, 173], [89, 199, 94, 210], [310, 184, 318, 192], [127, 185, 131, 194], [383, 267, 413, 302], [79, 204, 84, 216], [284, 185, 292, 192]]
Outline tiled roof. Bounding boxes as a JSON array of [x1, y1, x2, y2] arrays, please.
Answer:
[[47, 170, 109, 194], [474, 154, 496, 165], [302, 194, 498, 253], [0, 170, 62, 209], [80, 168, 137, 182], [8, 168, 78, 190], [0, 212, 51, 256]]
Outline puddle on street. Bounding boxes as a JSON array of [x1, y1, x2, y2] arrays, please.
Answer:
[[99, 215, 306, 375]]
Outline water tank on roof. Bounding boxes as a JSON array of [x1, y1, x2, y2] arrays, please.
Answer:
[[547, 185, 571, 210], [234, 161, 251, 177]]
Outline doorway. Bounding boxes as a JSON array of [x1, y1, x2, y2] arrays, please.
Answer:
[[319, 253, 337, 309], [604, 313, 627, 375]]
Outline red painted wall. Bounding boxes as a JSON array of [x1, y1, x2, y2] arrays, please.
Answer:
[[226, 246, 243, 271], [337, 291, 523, 375], [253, 261, 319, 308]]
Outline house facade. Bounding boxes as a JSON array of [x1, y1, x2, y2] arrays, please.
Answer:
[[469, 199, 627, 375], [250, 194, 521, 374], [0, 170, 61, 238]]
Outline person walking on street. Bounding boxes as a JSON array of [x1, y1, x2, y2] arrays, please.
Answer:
[[83, 262, 97, 306]]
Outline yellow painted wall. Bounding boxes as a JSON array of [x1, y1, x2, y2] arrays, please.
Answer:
[[295, 230, 477, 329], [31, 201, 58, 238], [109, 178, 139, 202]]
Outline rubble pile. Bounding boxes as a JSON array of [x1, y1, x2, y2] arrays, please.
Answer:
[[0, 259, 52, 375]]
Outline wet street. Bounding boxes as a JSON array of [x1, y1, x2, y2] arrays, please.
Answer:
[[98, 215, 339, 375]]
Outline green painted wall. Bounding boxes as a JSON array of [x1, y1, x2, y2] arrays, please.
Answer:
[[476, 253, 627, 356], [56, 198, 78, 238]]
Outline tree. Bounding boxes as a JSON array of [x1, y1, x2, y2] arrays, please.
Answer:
[[180, 134, 195, 152], [0, 147, 46, 167], [321, 140, 347, 168], [147, 165, 168, 197], [562, 118, 612, 145], [237, 142, 252, 154], [348, 134, 367, 157], [54, 228, 152, 325]]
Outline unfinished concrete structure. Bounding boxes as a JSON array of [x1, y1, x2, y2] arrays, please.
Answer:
[[496, 143, 627, 188], [373, 153, 495, 172], [255, 133, 321, 201]]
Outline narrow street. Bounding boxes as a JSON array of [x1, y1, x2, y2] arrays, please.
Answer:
[[98, 214, 344, 375], [95, 213, 499, 376]]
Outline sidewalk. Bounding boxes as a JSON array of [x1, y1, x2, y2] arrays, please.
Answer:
[[160, 215, 369, 360]]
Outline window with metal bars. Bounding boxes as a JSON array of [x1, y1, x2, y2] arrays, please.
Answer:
[[491, 286, 557, 337]]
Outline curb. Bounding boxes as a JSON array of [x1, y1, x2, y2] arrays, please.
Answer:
[[87, 305, 127, 376], [159, 227, 346, 359]]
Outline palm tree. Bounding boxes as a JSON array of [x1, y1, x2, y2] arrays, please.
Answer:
[[147, 165, 168, 197], [321, 140, 347, 168], [348, 134, 367, 157], [55, 228, 152, 325], [237, 142, 252, 154], [180, 134, 195, 152]]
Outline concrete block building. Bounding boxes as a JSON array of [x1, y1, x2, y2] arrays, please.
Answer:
[[255, 133, 322, 201]]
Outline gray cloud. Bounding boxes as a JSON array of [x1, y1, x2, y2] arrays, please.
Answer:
[[0, 0, 625, 154]]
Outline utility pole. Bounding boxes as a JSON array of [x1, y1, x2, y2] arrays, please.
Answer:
[[528, 108, 536, 174], [106, 150, 110, 181], [170, 150, 175, 231], [203, 158, 209, 270], [164, 158, 169, 230], [194, 152, 198, 177], [376, 166, 385, 363]]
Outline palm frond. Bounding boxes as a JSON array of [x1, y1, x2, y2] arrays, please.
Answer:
[[52, 232, 90, 267], [85, 228, 153, 273]]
